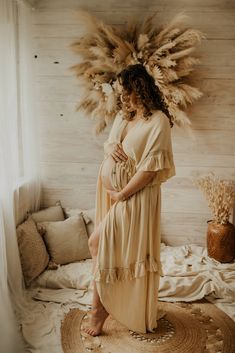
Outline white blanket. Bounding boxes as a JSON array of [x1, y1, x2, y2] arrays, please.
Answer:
[[19, 243, 235, 353]]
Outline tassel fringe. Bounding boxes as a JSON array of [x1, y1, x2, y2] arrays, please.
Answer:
[[94, 256, 163, 284]]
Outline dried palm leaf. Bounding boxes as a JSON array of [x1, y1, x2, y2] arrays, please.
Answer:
[[137, 34, 149, 50], [161, 68, 179, 82], [155, 12, 189, 45], [117, 20, 137, 43], [173, 29, 205, 47], [141, 13, 158, 38], [74, 9, 100, 33], [169, 47, 196, 60]]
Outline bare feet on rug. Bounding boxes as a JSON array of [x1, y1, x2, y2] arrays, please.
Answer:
[[83, 306, 109, 336]]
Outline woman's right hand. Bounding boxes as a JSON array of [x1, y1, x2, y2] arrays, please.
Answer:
[[110, 142, 128, 162]]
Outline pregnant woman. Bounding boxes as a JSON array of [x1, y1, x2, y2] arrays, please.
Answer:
[[83, 64, 176, 336]]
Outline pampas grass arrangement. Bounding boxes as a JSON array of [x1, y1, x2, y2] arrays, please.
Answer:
[[70, 10, 205, 134], [193, 172, 235, 224], [194, 172, 235, 263]]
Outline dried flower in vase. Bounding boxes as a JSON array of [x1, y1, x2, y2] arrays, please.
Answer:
[[193, 172, 235, 224]]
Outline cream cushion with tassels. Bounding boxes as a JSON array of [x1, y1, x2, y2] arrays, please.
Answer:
[[63, 207, 95, 237], [30, 201, 65, 223]]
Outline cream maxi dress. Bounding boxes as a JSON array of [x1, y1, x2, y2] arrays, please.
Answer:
[[93, 109, 176, 334]]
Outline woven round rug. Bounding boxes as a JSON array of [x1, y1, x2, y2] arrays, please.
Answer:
[[60, 299, 235, 353]]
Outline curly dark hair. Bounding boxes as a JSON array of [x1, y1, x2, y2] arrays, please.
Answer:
[[117, 64, 173, 127]]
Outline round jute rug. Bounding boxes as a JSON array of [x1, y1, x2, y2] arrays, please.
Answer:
[[60, 299, 235, 353]]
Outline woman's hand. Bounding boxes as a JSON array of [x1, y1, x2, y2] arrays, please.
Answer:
[[106, 189, 125, 202], [110, 143, 128, 163], [108, 171, 156, 202]]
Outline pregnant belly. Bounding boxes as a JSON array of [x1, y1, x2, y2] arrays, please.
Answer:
[[100, 155, 116, 190], [100, 154, 137, 192]]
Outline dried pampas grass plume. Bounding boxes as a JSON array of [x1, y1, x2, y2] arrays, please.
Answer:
[[70, 10, 205, 135], [193, 172, 235, 224]]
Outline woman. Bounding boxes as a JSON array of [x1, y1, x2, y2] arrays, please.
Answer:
[[83, 64, 176, 336]]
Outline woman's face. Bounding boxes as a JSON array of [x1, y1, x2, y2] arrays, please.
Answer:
[[120, 90, 137, 112]]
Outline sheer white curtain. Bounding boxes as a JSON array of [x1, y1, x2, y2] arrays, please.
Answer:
[[0, 1, 41, 352]]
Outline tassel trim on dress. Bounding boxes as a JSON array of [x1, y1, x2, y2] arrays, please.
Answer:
[[93, 256, 163, 284]]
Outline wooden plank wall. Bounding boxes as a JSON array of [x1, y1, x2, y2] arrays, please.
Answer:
[[33, 0, 235, 246]]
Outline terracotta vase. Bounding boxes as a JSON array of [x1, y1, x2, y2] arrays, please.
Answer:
[[207, 220, 235, 263]]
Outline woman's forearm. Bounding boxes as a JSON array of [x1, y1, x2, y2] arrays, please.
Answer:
[[119, 170, 156, 200]]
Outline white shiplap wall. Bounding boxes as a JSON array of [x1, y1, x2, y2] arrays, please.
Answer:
[[33, 0, 235, 246]]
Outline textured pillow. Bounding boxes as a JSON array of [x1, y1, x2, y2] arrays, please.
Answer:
[[37, 214, 91, 265], [29, 200, 65, 224], [64, 207, 91, 224], [64, 207, 95, 237], [16, 216, 50, 287]]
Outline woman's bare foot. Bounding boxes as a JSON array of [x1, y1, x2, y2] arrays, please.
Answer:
[[83, 306, 109, 336]]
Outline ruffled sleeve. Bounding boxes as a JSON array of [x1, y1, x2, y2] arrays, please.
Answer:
[[136, 149, 176, 183], [135, 113, 176, 184]]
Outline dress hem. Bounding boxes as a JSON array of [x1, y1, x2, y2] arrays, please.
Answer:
[[93, 256, 163, 283]]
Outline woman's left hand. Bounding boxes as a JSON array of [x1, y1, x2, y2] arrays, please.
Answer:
[[106, 189, 123, 202]]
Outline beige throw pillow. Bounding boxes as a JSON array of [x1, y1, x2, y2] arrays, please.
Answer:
[[64, 207, 95, 237], [29, 201, 65, 223], [16, 216, 50, 287], [37, 214, 91, 265]]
